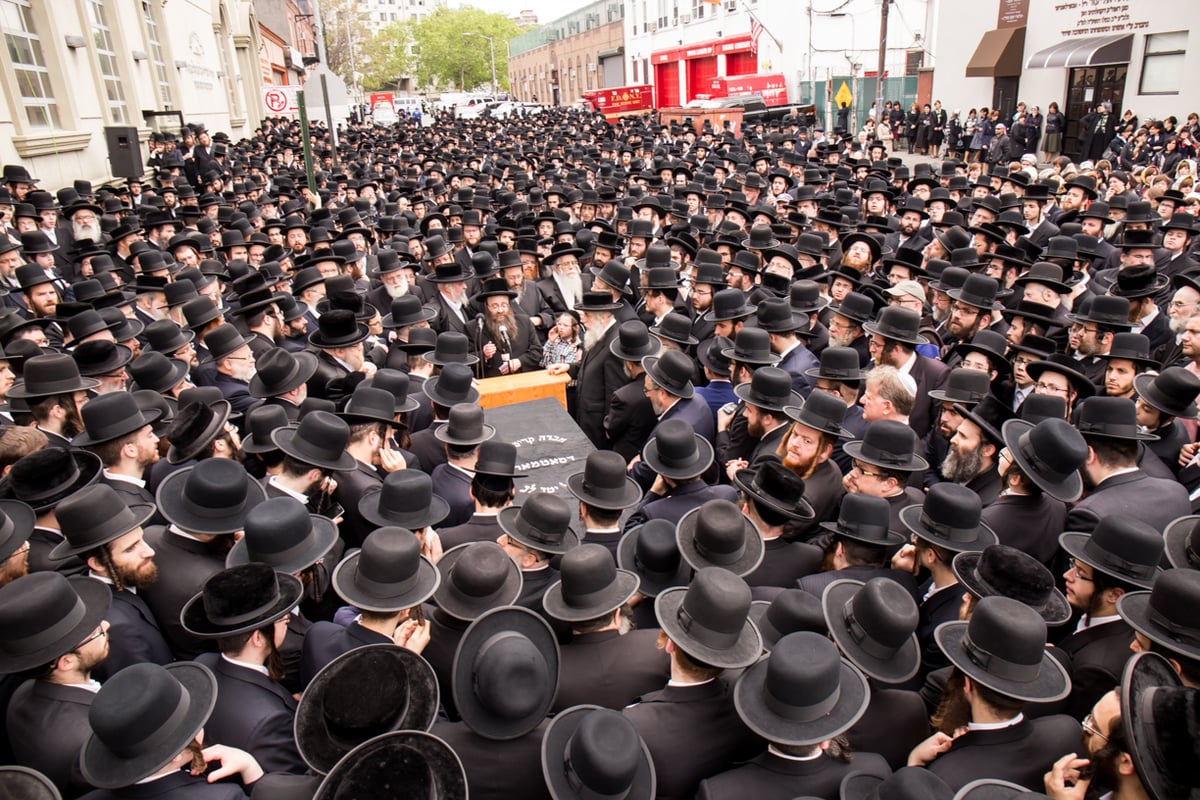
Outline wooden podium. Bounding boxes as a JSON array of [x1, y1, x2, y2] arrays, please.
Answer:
[[476, 371, 571, 410]]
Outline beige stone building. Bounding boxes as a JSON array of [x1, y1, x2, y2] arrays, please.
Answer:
[[507, 0, 625, 106]]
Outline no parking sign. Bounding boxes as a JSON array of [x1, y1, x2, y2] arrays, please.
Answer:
[[262, 86, 300, 116]]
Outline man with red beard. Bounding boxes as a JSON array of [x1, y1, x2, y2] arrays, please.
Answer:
[[53, 484, 172, 681], [474, 278, 543, 377], [777, 391, 849, 541]]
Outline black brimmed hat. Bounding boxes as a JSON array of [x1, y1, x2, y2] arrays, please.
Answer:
[[954, 394, 1014, 447], [819, 493, 903, 548], [433, 542, 522, 622], [804, 346, 866, 382], [0, 571, 110, 673], [498, 492, 580, 555], [1024, 354, 1097, 399], [1073, 395, 1157, 440], [783, 392, 854, 438], [433, 403, 496, 447], [452, 606, 559, 740], [1117, 567, 1200, 660], [1000, 418, 1088, 503], [952, 546, 1071, 626], [928, 368, 991, 406], [7, 353, 99, 399], [541, 706, 655, 800], [732, 366, 801, 413], [642, 350, 695, 399], [543, 543, 640, 623], [226, 496, 338, 574], [0, 447, 102, 513], [747, 589, 826, 652], [1066, 295, 1133, 329], [249, 348, 319, 398], [1059, 515, 1163, 590], [423, 362, 481, 406], [312, 731, 466, 800], [1120, 651, 1198, 800], [823, 577, 921, 684], [181, 563, 304, 638], [733, 631, 869, 745], [703, 288, 757, 322], [271, 410, 357, 471], [424, 331, 480, 367], [1163, 514, 1200, 571], [296, 644, 440, 775], [50, 484, 155, 559], [308, 309, 370, 349], [862, 306, 928, 347], [79, 662, 217, 789], [900, 483, 998, 554], [616, 519, 690, 599], [935, 595, 1070, 702], [72, 390, 160, 447], [567, 450, 642, 510], [381, 295, 437, 329], [842, 419, 928, 472], [574, 291, 622, 312], [128, 351, 190, 394], [641, 418, 713, 480], [675, 499, 764, 577], [359, 470, 450, 531], [611, 320, 663, 361], [648, 313, 698, 348], [0, 499, 33, 564], [732, 458, 815, 521], [656, 567, 761, 669], [721, 327, 780, 367], [155, 458, 266, 535], [1012, 262, 1070, 295], [1134, 367, 1200, 420], [331, 526, 440, 612]]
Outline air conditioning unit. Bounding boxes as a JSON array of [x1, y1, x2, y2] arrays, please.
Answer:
[[680, 13, 691, 24], [649, 21, 658, 32]]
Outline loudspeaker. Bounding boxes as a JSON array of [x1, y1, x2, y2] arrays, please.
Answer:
[[104, 126, 144, 179]]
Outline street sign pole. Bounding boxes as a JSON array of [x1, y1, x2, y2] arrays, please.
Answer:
[[297, 91, 317, 196]]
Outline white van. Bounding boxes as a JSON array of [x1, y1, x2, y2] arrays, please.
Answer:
[[395, 97, 423, 120], [370, 103, 397, 127]]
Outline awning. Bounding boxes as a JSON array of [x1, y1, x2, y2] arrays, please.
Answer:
[[1026, 34, 1133, 69], [966, 27, 1026, 78]]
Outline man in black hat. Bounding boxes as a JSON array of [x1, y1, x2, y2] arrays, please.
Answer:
[[329, 386, 406, 548], [864, 307, 949, 438], [3, 447, 101, 577], [547, 291, 624, 449], [265, 410, 357, 522], [439, 440, 520, 551], [423, 260, 475, 336], [429, 404, 495, 529], [603, 320, 661, 461], [624, 568, 764, 799], [908, 597, 1079, 791], [10, 354, 99, 447], [732, 458, 822, 590], [76, 391, 163, 511], [565, 449, 643, 561], [1065, 397, 1190, 536], [943, 395, 1012, 505], [537, 243, 591, 317], [472, 277, 543, 377], [248, 347, 318, 422], [1065, 296, 1133, 389], [1, 572, 111, 797], [497, 492, 579, 626], [306, 309, 375, 402]]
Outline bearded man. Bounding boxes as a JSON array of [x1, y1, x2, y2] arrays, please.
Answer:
[[208, 323, 259, 414], [940, 396, 1007, 506], [776, 392, 848, 541], [548, 292, 624, 448], [536, 245, 590, 316], [474, 279, 543, 377]]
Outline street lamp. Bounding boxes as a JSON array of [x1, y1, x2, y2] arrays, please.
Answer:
[[463, 32, 497, 95]]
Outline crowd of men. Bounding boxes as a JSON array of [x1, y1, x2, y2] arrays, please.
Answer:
[[0, 102, 1196, 800]]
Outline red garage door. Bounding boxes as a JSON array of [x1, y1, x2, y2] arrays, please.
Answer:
[[686, 56, 718, 101], [727, 52, 756, 76], [655, 62, 680, 108]]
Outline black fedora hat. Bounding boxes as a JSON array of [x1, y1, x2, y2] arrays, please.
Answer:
[[1120, 651, 1198, 800], [226, 496, 338, 574], [935, 595, 1070, 703], [567, 450, 643, 510], [1117, 567, 1200, 660], [155, 458, 267, 535], [50, 484, 155, 559], [574, 291, 622, 312], [249, 348, 319, 398], [0, 498, 33, 563], [331, 526, 440, 612], [362, 369, 421, 415], [755, 297, 809, 334], [1060, 515, 1163, 590], [71, 340, 132, 379], [947, 274, 1002, 311], [271, 410, 357, 471], [7, 354, 99, 399], [642, 350, 695, 399], [468, 440, 524, 479], [200, 323, 256, 363], [1024, 353, 1097, 399], [359, 470, 450, 531], [647, 313, 698, 348], [0, 447, 102, 513], [1011, 262, 1071, 295], [862, 306, 928, 347], [1134, 366, 1200, 420], [295, 644, 440, 775], [339, 385, 408, 428], [954, 394, 1014, 448], [433, 403, 496, 447], [0, 571, 110, 672], [734, 631, 869, 745], [1000, 300, 1058, 329], [72, 390, 161, 447], [747, 589, 827, 652], [543, 543, 640, 622], [1074, 395, 1157, 440], [308, 309, 370, 349], [181, 563, 303, 638], [142, 319, 195, 355], [611, 320, 663, 361], [433, 541, 522, 622], [656, 566, 761, 669], [616, 519, 691, 599], [733, 458, 815, 520], [1001, 418, 1088, 503], [0, 765, 62, 800], [823, 577, 921, 684], [804, 346, 867, 383], [953, 330, 1013, 375], [590, 260, 633, 297], [425, 260, 474, 284], [819, 493, 903, 548], [783, 392, 854, 439], [128, 351, 190, 394], [928, 368, 991, 406], [452, 606, 560, 740], [498, 492, 580, 555], [703, 288, 757, 322], [1110, 263, 1169, 300], [675, 499, 764, 577], [722, 326, 781, 367], [733, 366, 801, 413], [952, 546, 1071, 626], [1066, 294, 1133, 329], [641, 418, 713, 480], [900, 483, 998, 554], [424, 331, 480, 367], [843, 419, 928, 473], [542, 705, 655, 800], [381, 295, 437, 329], [312, 731, 467, 800], [840, 767, 954, 800], [831, 292, 875, 326], [79, 662, 217, 789], [1163, 514, 1200, 570], [423, 362, 481, 406]]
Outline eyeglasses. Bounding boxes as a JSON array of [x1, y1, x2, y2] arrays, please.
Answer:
[[1012, 356, 1037, 366], [75, 626, 107, 651], [1082, 713, 1108, 743], [1169, 300, 1199, 311], [851, 462, 887, 480], [1068, 559, 1095, 582], [1034, 381, 1069, 395], [1069, 323, 1100, 335]]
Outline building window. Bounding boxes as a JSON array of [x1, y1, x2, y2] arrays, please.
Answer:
[[0, 0, 60, 129], [216, 7, 240, 116], [85, 0, 128, 123], [1139, 31, 1186, 95], [140, 0, 174, 109]]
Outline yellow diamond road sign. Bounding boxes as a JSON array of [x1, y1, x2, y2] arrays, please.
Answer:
[[834, 81, 853, 108]]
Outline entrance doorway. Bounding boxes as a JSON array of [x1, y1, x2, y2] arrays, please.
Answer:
[[1064, 64, 1127, 158]]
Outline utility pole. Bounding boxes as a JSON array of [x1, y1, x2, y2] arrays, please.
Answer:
[[875, 0, 889, 125]]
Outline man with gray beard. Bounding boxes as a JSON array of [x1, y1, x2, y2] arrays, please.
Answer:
[[941, 395, 1009, 506], [536, 243, 589, 318], [548, 292, 624, 448], [473, 278, 542, 377], [208, 323, 260, 414]]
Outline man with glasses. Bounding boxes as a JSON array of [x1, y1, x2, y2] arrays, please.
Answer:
[[1066, 295, 1132, 389], [1157, 275, 1200, 367]]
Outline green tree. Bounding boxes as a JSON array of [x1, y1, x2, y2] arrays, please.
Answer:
[[319, 0, 370, 85], [360, 21, 415, 92], [407, 7, 522, 92]]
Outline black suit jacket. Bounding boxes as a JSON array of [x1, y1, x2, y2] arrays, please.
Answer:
[[305, 351, 351, 401], [92, 582, 175, 683], [195, 653, 305, 775], [438, 513, 503, 551], [570, 323, 627, 448], [6, 680, 94, 797], [846, 682, 931, 771], [1066, 469, 1191, 535], [140, 527, 225, 660], [430, 720, 552, 800], [27, 527, 86, 577], [423, 609, 470, 721], [623, 479, 739, 531], [331, 459, 383, 549], [698, 750, 891, 800], [1058, 619, 1134, 721], [746, 537, 822, 591], [430, 462, 473, 529], [909, 354, 951, 439], [605, 377, 656, 461], [980, 493, 1066, 567], [926, 715, 1082, 791], [916, 582, 962, 681], [552, 628, 670, 713], [624, 675, 765, 800], [408, 422, 449, 474], [425, 293, 472, 336], [212, 372, 259, 415], [472, 313, 544, 376], [77, 771, 247, 800], [299, 620, 392, 687]]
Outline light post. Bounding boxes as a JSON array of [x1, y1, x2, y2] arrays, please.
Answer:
[[463, 32, 497, 95]]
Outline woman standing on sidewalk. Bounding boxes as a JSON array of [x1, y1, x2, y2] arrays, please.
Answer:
[[1042, 102, 1065, 163]]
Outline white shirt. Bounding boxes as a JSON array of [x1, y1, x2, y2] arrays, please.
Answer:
[[221, 654, 269, 676], [666, 677, 715, 688], [767, 745, 823, 762], [898, 350, 918, 377], [267, 475, 309, 503], [966, 713, 1024, 731], [102, 468, 146, 489], [1075, 612, 1122, 634]]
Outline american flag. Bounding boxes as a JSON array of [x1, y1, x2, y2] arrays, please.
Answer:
[[750, 16, 764, 55]]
